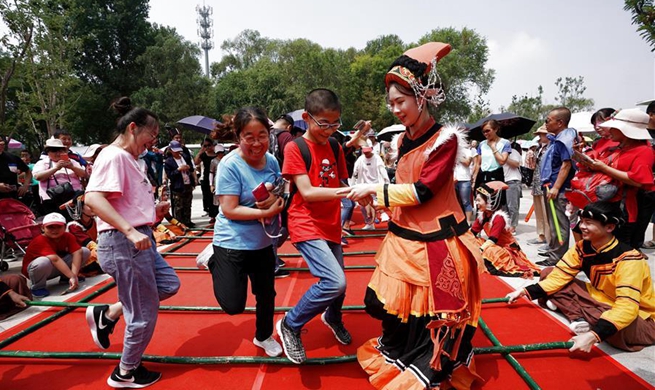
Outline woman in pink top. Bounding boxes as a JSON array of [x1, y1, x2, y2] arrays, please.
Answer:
[[84, 97, 180, 388]]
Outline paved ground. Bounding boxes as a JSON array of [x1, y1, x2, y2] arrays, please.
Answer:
[[1, 186, 653, 384]]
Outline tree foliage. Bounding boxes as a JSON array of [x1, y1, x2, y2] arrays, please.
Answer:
[[16, 0, 81, 137], [624, 0, 655, 51], [132, 25, 211, 126], [0, 0, 34, 134], [211, 28, 495, 131], [554, 76, 594, 113]]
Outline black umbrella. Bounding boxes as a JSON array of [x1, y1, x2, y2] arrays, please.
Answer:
[[466, 113, 536, 142], [177, 115, 220, 135]]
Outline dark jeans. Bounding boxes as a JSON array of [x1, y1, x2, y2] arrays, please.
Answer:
[[209, 245, 276, 341], [172, 185, 194, 225], [543, 191, 570, 262], [201, 180, 217, 218]]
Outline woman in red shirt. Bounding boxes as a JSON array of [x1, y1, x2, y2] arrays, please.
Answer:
[[580, 108, 654, 249]]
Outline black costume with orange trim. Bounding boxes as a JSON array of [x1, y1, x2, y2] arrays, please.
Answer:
[[357, 124, 483, 390]]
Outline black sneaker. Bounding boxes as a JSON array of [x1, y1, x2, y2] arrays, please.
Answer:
[[274, 269, 290, 279], [536, 259, 558, 267], [86, 305, 117, 350], [276, 316, 306, 364], [321, 312, 352, 345], [107, 364, 161, 388]]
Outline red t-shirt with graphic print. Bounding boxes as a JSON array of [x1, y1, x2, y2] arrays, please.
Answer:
[[282, 138, 348, 244]]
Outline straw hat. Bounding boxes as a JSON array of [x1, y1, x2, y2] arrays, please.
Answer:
[[534, 124, 549, 135], [598, 108, 651, 140]]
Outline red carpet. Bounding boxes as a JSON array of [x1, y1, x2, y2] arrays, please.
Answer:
[[0, 229, 652, 390]]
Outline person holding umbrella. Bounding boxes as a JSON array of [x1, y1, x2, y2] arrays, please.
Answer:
[[471, 119, 511, 191], [344, 42, 483, 389]]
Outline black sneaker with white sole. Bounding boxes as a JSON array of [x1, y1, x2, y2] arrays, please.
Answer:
[[321, 312, 352, 345], [107, 364, 161, 388], [276, 316, 306, 364], [86, 305, 117, 350]]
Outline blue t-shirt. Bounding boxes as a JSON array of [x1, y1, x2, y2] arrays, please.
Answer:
[[477, 138, 512, 172], [212, 151, 281, 250], [543, 141, 575, 188]]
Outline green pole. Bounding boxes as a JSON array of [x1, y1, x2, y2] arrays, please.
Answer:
[[0, 341, 573, 365], [171, 265, 377, 272], [548, 197, 564, 245], [160, 250, 377, 257], [0, 282, 116, 350], [478, 317, 542, 390], [24, 297, 510, 313]]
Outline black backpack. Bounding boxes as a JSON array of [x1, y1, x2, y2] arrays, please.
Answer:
[[281, 136, 341, 228], [269, 128, 286, 165]]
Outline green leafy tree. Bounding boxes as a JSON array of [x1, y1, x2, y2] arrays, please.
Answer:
[[554, 76, 594, 112], [15, 0, 81, 137], [417, 28, 496, 124], [131, 25, 212, 130], [63, 0, 156, 143], [0, 0, 34, 134], [624, 0, 655, 51]]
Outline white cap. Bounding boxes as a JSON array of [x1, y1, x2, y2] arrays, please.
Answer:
[[42, 212, 66, 227], [215, 144, 225, 153]]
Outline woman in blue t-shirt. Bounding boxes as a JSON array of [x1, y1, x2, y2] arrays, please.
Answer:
[[210, 106, 285, 357]]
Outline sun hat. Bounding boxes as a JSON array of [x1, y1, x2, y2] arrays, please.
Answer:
[[169, 140, 184, 152], [42, 212, 66, 227], [534, 124, 549, 135], [366, 130, 376, 138], [597, 108, 651, 140], [82, 144, 104, 159], [44, 138, 66, 151]]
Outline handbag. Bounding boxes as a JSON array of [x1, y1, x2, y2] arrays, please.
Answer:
[[45, 162, 77, 205]]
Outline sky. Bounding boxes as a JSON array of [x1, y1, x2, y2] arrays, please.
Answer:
[[148, 0, 654, 112]]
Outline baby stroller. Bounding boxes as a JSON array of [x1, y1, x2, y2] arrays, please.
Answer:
[[0, 198, 42, 272]]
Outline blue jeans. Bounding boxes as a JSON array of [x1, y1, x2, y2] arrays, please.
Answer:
[[97, 226, 180, 371], [340, 198, 354, 226], [455, 181, 472, 212], [285, 240, 346, 331]]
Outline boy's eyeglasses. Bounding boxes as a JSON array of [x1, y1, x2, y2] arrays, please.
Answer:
[[307, 112, 342, 130]]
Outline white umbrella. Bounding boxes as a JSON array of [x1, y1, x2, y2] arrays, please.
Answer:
[[569, 111, 595, 133], [377, 124, 405, 142]]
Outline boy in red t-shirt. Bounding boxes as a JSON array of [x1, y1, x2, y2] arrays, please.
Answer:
[[22, 212, 90, 297], [277, 89, 353, 364]]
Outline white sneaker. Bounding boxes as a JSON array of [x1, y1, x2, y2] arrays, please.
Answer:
[[568, 319, 590, 335], [362, 224, 375, 230], [253, 336, 283, 357], [545, 300, 558, 311]]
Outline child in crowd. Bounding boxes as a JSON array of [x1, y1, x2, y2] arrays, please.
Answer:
[[506, 201, 655, 352], [63, 195, 103, 276], [277, 88, 351, 364], [21, 212, 90, 297], [472, 181, 540, 278]]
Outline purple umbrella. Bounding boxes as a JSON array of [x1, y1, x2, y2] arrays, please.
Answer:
[[8, 138, 23, 148], [177, 115, 220, 135]]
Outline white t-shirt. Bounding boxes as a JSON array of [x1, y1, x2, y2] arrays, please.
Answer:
[[86, 145, 155, 232], [454, 148, 473, 181], [503, 149, 522, 182], [352, 154, 389, 185]]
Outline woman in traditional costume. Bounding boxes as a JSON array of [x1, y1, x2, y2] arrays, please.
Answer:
[[344, 42, 484, 390], [471, 181, 540, 278]]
